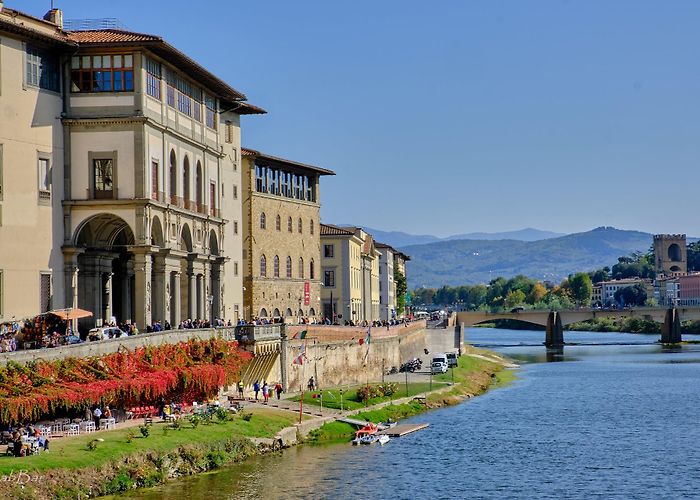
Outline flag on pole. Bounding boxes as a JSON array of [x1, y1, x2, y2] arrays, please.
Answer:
[[292, 344, 307, 365], [365, 326, 371, 345], [292, 330, 308, 340]]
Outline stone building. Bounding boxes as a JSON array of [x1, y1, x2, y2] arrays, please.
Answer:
[[0, 6, 263, 331], [375, 243, 396, 321], [241, 148, 334, 322], [320, 224, 380, 323], [653, 234, 687, 278]]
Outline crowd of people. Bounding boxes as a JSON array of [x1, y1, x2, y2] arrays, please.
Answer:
[[0, 315, 70, 352]]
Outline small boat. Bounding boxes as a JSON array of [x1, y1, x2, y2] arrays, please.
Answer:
[[377, 435, 390, 445], [380, 420, 397, 429], [359, 434, 380, 445], [352, 423, 378, 445]]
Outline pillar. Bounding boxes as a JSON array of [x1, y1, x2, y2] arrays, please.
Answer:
[[196, 274, 204, 320], [121, 260, 133, 323], [661, 308, 682, 344], [187, 267, 196, 320], [103, 271, 113, 323], [545, 311, 564, 347], [211, 262, 222, 321], [132, 248, 153, 330], [280, 324, 289, 391], [63, 249, 82, 310], [153, 255, 167, 324], [171, 271, 181, 327]]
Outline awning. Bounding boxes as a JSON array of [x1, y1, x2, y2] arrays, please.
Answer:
[[49, 308, 94, 321]]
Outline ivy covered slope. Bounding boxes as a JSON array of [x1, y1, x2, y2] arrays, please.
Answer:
[[0, 338, 252, 424]]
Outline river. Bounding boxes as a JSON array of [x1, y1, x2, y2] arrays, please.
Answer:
[[120, 329, 700, 499]]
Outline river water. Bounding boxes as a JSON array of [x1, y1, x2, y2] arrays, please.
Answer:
[[121, 329, 700, 499]]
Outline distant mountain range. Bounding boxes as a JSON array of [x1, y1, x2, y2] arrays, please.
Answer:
[[401, 227, 656, 289], [333, 225, 563, 248]]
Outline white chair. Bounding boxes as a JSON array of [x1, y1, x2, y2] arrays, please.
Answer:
[[40, 426, 51, 439], [80, 421, 95, 433], [51, 422, 63, 434], [66, 424, 80, 436], [101, 417, 116, 430]]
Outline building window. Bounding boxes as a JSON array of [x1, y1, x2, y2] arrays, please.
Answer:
[[260, 212, 266, 230], [183, 156, 190, 204], [299, 257, 304, 279], [233, 185, 238, 199], [275, 215, 281, 231], [169, 150, 177, 202], [233, 221, 238, 234], [324, 245, 334, 258], [39, 273, 51, 313], [286, 256, 292, 278], [225, 121, 234, 143], [298, 218, 303, 234], [93, 158, 113, 199], [195, 162, 203, 210], [310, 219, 314, 235], [310, 260, 315, 280], [71, 53, 133, 92], [205, 94, 217, 129], [26, 45, 59, 92], [38, 156, 51, 201], [234, 262, 239, 276], [151, 161, 158, 199], [287, 217, 293, 233], [210, 182, 216, 216], [260, 255, 267, 277], [324, 270, 335, 287], [145, 56, 161, 99], [274, 255, 280, 278], [166, 83, 175, 107]]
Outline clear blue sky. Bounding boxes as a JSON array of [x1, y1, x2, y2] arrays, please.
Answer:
[[29, 0, 700, 236]]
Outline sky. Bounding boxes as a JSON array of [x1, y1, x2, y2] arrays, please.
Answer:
[[25, 0, 700, 237]]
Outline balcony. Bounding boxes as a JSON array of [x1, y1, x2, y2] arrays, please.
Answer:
[[234, 324, 283, 343]]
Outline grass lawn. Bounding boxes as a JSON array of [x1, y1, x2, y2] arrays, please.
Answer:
[[290, 382, 438, 411], [0, 407, 297, 474]]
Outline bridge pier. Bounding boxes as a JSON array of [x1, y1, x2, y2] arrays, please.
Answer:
[[661, 308, 682, 344], [545, 311, 564, 347], [454, 322, 465, 348]]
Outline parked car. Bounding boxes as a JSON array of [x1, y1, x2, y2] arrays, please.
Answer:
[[446, 351, 458, 368], [431, 360, 448, 374]]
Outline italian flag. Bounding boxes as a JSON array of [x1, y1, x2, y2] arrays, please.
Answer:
[[292, 330, 308, 340]]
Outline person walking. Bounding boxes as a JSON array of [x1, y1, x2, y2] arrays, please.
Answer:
[[307, 376, 315, 391], [237, 380, 244, 400], [93, 405, 102, 429], [253, 380, 260, 401], [262, 381, 269, 403], [275, 382, 283, 400]]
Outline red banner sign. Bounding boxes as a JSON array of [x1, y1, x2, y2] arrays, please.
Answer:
[[303, 281, 310, 306]]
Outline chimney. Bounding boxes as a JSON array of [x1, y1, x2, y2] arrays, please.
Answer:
[[43, 8, 63, 29]]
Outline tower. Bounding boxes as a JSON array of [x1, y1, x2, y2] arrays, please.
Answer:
[[653, 234, 687, 277]]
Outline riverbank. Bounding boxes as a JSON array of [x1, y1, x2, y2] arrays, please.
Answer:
[[0, 346, 515, 499], [479, 317, 700, 335]]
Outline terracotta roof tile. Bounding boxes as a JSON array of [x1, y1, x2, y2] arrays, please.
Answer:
[[320, 224, 356, 236], [66, 29, 160, 43], [242, 148, 335, 176]]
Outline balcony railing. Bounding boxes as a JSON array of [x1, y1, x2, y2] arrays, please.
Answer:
[[234, 325, 283, 343]]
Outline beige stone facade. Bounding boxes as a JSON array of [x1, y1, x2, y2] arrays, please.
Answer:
[[320, 225, 381, 323], [241, 149, 334, 322], [0, 6, 262, 331]]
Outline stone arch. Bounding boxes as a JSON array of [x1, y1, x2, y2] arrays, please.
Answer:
[[260, 254, 267, 277], [169, 149, 177, 201], [195, 161, 203, 210], [310, 259, 315, 280], [285, 308, 293, 317], [74, 213, 135, 247], [209, 230, 219, 256], [260, 212, 266, 230], [671, 265, 681, 272], [298, 309, 304, 317], [298, 257, 304, 279], [669, 243, 682, 262], [181, 224, 193, 252], [276, 214, 281, 231], [273, 308, 281, 318], [259, 308, 268, 318], [309, 307, 315, 316], [273, 255, 280, 277], [151, 216, 164, 247]]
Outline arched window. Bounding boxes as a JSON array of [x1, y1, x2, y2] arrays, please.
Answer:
[[260, 254, 267, 277], [259, 308, 268, 318], [286, 256, 292, 278], [169, 150, 177, 202], [275, 214, 281, 231], [274, 255, 280, 277], [183, 156, 190, 204], [309, 307, 316, 317], [310, 219, 314, 235], [287, 216, 293, 232], [299, 257, 304, 279], [298, 218, 303, 233], [196, 161, 203, 211], [310, 259, 315, 280], [286, 308, 293, 317], [260, 212, 266, 230]]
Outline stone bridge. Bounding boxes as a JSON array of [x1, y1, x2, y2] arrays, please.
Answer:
[[454, 307, 700, 346]]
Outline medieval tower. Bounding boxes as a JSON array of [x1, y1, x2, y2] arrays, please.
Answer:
[[653, 234, 687, 277]]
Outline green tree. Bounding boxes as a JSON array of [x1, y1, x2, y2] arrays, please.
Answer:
[[688, 242, 700, 272], [589, 266, 610, 284], [568, 272, 593, 305], [614, 283, 647, 307], [527, 282, 547, 304], [504, 289, 526, 309], [394, 269, 407, 316]]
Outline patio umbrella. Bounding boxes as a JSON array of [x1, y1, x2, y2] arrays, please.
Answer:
[[49, 308, 93, 321]]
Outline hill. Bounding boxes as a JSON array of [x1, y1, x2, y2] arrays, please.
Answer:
[[446, 227, 564, 242], [403, 227, 653, 288]]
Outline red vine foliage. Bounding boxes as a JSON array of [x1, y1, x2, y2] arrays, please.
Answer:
[[0, 339, 252, 424]]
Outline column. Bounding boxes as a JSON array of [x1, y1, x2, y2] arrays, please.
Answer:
[[132, 248, 153, 330], [171, 271, 181, 327], [103, 272, 113, 323], [63, 249, 82, 309], [211, 262, 221, 321], [153, 254, 167, 324], [121, 261, 133, 323], [196, 274, 204, 320], [187, 268, 196, 320], [202, 261, 211, 322]]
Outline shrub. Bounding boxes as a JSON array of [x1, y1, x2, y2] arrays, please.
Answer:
[[139, 424, 151, 437], [87, 439, 98, 451], [171, 418, 183, 430], [126, 430, 135, 443], [240, 412, 252, 422], [189, 414, 201, 429], [215, 407, 230, 422], [357, 383, 399, 402]]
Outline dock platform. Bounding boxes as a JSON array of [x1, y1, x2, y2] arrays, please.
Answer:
[[378, 423, 429, 437]]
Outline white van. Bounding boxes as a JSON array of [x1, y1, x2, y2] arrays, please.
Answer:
[[431, 353, 448, 374], [446, 352, 458, 368]]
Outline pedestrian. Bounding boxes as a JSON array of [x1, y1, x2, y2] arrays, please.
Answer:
[[93, 405, 102, 428], [275, 382, 283, 399], [253, 380, 260, 401], [237, 380, 244, 400], [307, 376, 315, 391], [262, 381, 269, 403]]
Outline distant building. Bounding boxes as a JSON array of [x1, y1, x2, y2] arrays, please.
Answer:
[[677, 274, 700, 306], [592, 284, 602, 305], [654, 234, 687, 278], [241, 149, 334, 322], [599, 278, 653, 306], [320, 225, 380, 323], [376, 243, 396, 321]]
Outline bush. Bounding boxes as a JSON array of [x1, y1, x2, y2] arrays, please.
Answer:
[[139, 424, 151, 438], [357, 383, 400, 402], [240, 412, 252, 422], [215, 407, 230, 422], [189, 414, 201, 429], [87, 439, 98, 451], [171, 418, 183, 430], [126, 430, 135, 443]]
